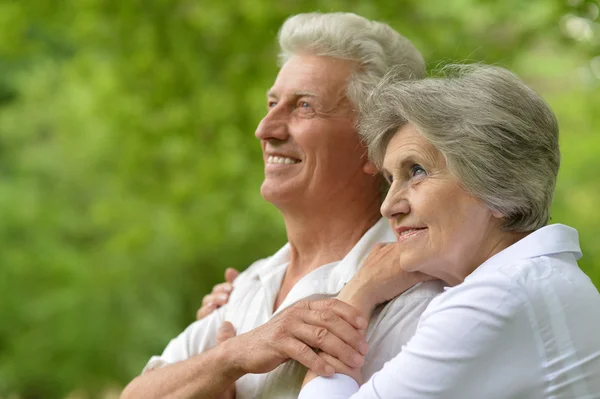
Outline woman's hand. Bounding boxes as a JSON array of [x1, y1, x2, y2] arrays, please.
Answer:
[[339, 243, 435, 319], [302, 350, 364, 389], [197, 268, 240, 320]]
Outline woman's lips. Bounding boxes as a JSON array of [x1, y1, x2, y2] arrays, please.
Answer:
[[395, 227, 427, 242]]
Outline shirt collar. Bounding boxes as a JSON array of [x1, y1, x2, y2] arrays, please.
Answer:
[[261, 217, 395, 316], [466, 223, 582, 282], [328, 217, 396, 293]]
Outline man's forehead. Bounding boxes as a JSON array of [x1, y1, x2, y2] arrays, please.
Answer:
[[266, 55, 354, 99]]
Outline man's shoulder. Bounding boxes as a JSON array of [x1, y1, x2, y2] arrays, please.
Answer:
[[233, 243, 290, 286], [397, 280, 445, 302], [362, 280, 445, 379], [368, 280, 444, 335], [234, 256, 272, 284]]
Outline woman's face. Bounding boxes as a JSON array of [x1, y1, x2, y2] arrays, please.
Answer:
[[380, 124, 505, 285]]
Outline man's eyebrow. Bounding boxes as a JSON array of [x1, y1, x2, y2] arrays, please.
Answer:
[[266, 90, 318, 98], [293, 91, 317, 97]]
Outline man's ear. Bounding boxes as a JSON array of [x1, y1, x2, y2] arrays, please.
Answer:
[[363, 160, 378, 175]]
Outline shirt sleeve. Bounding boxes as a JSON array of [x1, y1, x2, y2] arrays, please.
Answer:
[[142, 304, 227, 374], [299, 274, 525, 398], [299, 374, 359, 399]]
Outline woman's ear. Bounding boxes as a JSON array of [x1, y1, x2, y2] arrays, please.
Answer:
[[491, 209, 505, 219], [363, 160, 378, 175]]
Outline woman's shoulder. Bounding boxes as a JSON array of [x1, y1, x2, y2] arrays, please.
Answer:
[[494, 253, 597, 303], [437, 253, 599, 320]]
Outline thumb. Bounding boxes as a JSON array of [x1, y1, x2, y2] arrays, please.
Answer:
[[216, 321, 237, 345], [225, 268, 240, 283]]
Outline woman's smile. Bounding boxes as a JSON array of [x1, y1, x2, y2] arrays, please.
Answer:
[[394, 227, 427, 243]]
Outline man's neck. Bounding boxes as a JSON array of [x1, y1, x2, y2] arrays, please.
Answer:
[[285, 208, 381, 274], [272, 193, 382, 310]]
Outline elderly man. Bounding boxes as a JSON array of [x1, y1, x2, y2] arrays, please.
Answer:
[[122, 12, 443, 399]]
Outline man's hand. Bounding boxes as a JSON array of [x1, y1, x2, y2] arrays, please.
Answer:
[[339, 243, 435, 319], [197, 268, 240, 320], [216, 322, 237, 399], [226, 299, 369, 377]]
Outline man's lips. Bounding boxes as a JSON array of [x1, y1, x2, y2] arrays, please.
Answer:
[[264, 151, 302, 166], [266, 155, 301, 165]]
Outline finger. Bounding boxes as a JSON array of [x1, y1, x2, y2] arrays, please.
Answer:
[[216, 321, 237, 345], [214, 293, 230, 306], [212, 282, 233, 295], [225, 268, 240, 283], [371, 242, 389, 251], [196, 303, 216, 320], [202, 294, 217, 306], [369, 242, 396, 259], [305, 299, 368, 330], [282, 338, 335, 377], [300, 308, 368, 355], [293, 324, 365, 368]]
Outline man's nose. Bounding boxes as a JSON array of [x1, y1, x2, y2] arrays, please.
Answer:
[[255, 108, 289, 141]]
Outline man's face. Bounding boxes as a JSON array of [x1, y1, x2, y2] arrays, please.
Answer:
[[255, 55, 371, 208]]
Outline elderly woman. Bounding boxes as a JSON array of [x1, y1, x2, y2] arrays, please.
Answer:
[[299, 65, 600, 398]]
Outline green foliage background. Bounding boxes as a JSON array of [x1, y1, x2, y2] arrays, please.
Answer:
[[0, 0, 598, 397]]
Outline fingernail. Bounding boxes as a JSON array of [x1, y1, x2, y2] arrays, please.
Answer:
[[207, 302, 215, 307], [359, 341, 369, 355], [353, 354, 364, 367], [218, 294, 228, 301], [224, 285, 232, 293], [325, 365, 335, 376], [356, 317, 367, 329]]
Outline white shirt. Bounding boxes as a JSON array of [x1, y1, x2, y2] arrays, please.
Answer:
[[300, 224, 600, 399], [143, 218, 444, 399]]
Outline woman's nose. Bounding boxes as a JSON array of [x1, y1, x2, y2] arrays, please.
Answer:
[[380, 186, 410, 220]]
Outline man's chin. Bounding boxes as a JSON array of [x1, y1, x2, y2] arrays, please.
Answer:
[[260, 181, 303, 207]]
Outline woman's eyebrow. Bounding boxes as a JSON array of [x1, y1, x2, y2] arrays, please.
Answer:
[[394, 154, 415, 170]]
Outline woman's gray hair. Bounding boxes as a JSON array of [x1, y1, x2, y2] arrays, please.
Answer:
[[277, 12, 425, 109], [360, 64, 560, 232]]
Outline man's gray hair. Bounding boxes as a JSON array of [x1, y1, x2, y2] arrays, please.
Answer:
[[277, 12, 425, 110], [360, 64, 560, 232]]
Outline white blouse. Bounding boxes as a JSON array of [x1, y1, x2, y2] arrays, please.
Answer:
[[300, 224, 600, 399]]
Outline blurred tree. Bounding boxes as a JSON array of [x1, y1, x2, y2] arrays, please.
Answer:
[[0, 0, 598, 397]]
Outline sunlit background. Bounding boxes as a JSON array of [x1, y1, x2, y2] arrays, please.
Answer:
[[0, 0, 598, 397]]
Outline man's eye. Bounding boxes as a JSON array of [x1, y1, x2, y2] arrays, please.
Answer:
[[410, 165, 427, 178], [267, 101, 277, 108], [298, 101, 311, 108]]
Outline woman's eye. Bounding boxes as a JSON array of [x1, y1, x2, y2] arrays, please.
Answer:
[[410, 165, 427, 178]]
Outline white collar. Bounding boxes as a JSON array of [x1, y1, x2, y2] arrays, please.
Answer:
[[467, 223, 582, 282], [247, 217, 395, 315]]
